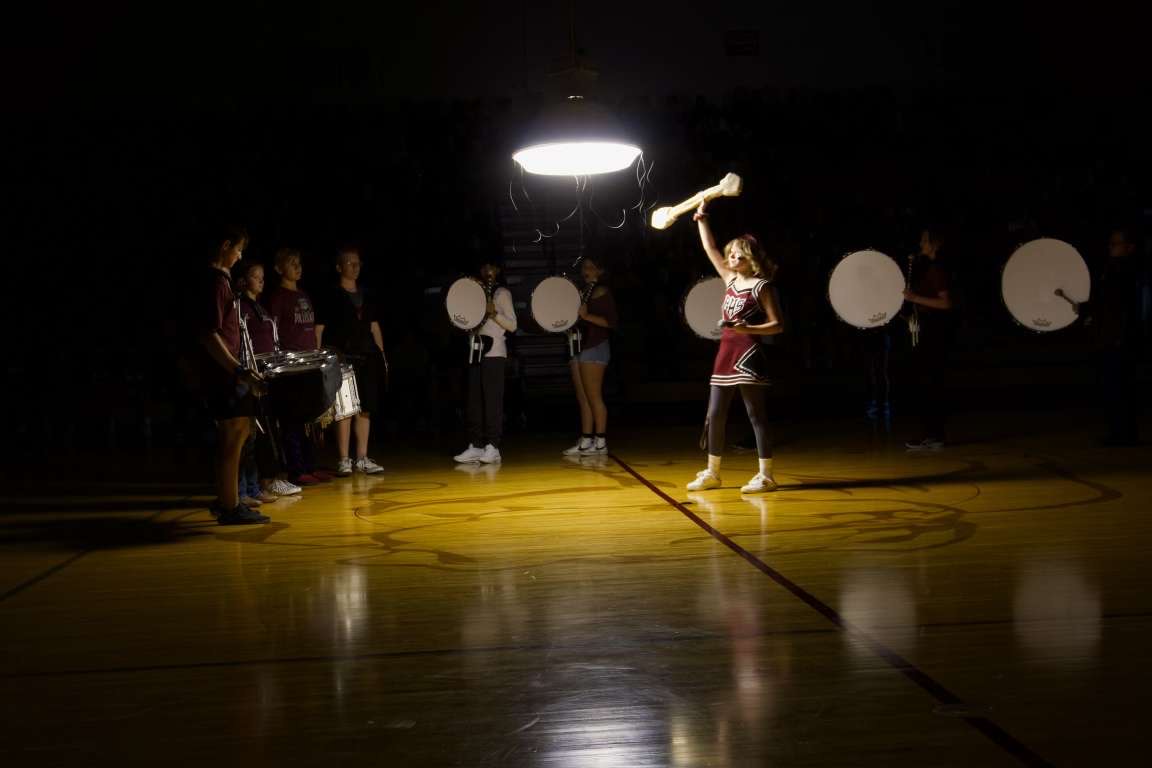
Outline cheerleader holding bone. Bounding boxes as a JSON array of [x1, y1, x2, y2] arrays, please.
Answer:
[[686, 199, 784, 494]]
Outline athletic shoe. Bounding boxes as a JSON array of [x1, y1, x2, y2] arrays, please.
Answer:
[[454, 444, 485, 463], [291, 473, 322, 486], [906, 438, 944, 452], [686, 469, 721, 491], [240, 495, 262, 508], [255, 491, 279, 504], [478, 444, 502, 464], [268, 479, 302, 496], [356, 457, 384, 474], [311, 470, 334, 482], [336, 458, 354, 476], [580, 439, 608, 456], [741, 473, 777, 494], [217, 504, 270, 526], [562, 439, 592, 456]]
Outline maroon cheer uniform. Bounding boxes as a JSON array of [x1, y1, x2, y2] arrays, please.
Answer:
[[710, 277, 773, 386]]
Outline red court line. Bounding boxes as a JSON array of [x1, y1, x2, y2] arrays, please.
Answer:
[[610, 453, 1052, 768]]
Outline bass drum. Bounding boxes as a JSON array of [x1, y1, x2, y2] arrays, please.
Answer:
[[261, 349, 342, 423], [681, 276, 726, 340], [1001, 238, 1090, 332], [445, 277, 489, 332], [828, 249, 905, 329], [530, 276, 582, 333]]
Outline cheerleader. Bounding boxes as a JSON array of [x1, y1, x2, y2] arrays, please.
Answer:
[[686, 200, 784, 493]]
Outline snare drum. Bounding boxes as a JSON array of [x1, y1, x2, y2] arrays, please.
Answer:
[[828, 249, 906, 329], [681, 276, 726, 340], [261, 348, 342, 423], [317, 364, 362, 427], [445, 277, 489, 331], [530, 276, 582, 333], [1001, 238, 1090, 332]]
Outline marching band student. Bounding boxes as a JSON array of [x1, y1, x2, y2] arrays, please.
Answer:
[[195, 225, 269, 525], [236, 260, 301, 503], [454, 257, 517, 465], [262, 248, 330, 485], [561, 255, 618, 457], [902, 228, 956, 451], [685, 200, 784, 494], [315, 244, 387, 476]]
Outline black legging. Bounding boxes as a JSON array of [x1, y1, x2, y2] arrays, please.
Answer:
[[707, 385, 772, 458]]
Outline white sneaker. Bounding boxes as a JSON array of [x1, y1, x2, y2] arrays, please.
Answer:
[[686, 469, 721, 491], [580, 439, 607, 456], [336, 457, 354, 476], [478, 444, 502, 464], [268, 479, 302, 496], [741, 473, 777, 494], [563, 438, 592, 456], [355, 457, 384, 474], [454, 444, 485, 463]]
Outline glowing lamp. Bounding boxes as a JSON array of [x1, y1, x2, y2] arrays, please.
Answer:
[[513, 96, 641, 176]]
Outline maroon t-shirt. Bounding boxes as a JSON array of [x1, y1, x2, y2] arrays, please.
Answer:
[[579, 287, 618, 349], [203, 267, 241, 358], [239, 295, 276, 355], [262, 286, 317, 352]]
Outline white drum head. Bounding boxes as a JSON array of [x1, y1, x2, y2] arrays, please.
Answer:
[[445, 277, 488, 331], [531, 276, 582, 332], [1001, 238, 1090, 332], [682, 277, 726, 340], [828, 249, 905, 329]]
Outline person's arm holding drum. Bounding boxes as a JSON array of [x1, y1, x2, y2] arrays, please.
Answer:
[[577, 286, 616, 329], [903, 287, 952, 310], [490, 287, 518, 333]]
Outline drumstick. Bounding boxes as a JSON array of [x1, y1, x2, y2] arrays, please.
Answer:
[[649, 173, 743, 230]]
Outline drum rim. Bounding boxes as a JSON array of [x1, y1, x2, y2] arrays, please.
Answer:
[[826, 248, 905, 330], [999, 237, 1090, 334], [529, 274, 582, 333], [680, 274, 726, 341], [445, 275, 490, 333]]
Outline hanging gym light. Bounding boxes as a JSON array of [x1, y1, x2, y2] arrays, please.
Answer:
[[513, 95, 642, 176]]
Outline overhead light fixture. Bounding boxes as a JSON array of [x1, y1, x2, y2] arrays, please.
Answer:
[[513, 96, 641, 176]]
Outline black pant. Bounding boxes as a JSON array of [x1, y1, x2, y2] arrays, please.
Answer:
[[909, 328, 952, 440], [1100, 347, 1140, 442], [468, 357, 506, 448]]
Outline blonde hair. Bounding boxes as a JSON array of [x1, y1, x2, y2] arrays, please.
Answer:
[[725, 235, 777, 281]]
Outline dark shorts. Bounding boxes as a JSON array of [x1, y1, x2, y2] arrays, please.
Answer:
[[348, 356, 382, 416], [203, 374, 256, 422]]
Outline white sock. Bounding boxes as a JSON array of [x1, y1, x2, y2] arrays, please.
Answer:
[[578, 435, 592, 448], [708, 454, 723, 475], [759, 458, 774, 477]]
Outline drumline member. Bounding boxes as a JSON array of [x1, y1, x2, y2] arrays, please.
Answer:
[[315, 244, 386, 475], [262, 247, 331, 485], [902, 228, 955, 451], [562, 255, 618, 456], [195, 225, 269, 525], [454, 259, 517, 465], [686, 200, 783, 494], [236, 260, 302, 502], [1062, 227, 1146, 445]]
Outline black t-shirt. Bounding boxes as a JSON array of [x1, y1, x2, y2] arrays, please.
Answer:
[[316, 284, 380, 357], [910, 257, 956, 336]]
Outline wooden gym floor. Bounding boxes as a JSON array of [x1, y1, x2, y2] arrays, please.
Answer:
[[1, 416, 1149, 766]]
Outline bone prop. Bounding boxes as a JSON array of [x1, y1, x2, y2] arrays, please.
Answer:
[[649, 173, 743, 230]]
